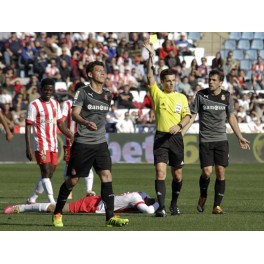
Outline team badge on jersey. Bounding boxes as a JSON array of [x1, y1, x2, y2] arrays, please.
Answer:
[[221, 94, 226, 101], [40, 150, 46, 161], [175, 104, 182, 113]]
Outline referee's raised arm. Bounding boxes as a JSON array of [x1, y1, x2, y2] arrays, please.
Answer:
[[143, 37, 155, 87]]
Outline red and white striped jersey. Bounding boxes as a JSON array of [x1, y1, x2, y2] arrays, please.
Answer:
[[26, 98, 64, 152], [61, 99, 76, 146]]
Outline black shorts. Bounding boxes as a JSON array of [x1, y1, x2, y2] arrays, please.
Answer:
[[67, 141, 112, 177], [153, 131, 184, 167], [199, 140, 229, 168]]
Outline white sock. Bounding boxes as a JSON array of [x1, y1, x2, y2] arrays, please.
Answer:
[[19, 203, 51, 212], [28, 177, 44, 202], [41, 178, 56, 203], [84, 169, 94, 192]]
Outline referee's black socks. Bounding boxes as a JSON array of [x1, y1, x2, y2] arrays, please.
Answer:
[[171, 180, 182, 207], [155, 180, 166, 210], [214, 179, 225, 207]]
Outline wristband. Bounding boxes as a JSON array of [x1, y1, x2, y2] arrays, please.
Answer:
[[177, 123, 183, 129]]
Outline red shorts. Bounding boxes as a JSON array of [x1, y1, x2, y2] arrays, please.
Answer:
[[35, 151, 58, 165]]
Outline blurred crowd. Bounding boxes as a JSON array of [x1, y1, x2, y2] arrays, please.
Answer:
[[0, 32, 264, 134]]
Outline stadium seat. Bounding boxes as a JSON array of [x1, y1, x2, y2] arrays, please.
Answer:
[[241, 32, 254, 40], [183, 55, 195, 68], [220, 49, 230, 59], [251, 39, 264, 50], [224, 39, 237, 50], [187, 32, 201, 42], [233, 49, 244, 60], [259, 49, 264, 59], [240, 59, 252, 71], [253, 32, 264, 39], [229, 32, 242, 40], [244, 49, 258, 61], [139, 90, 147, 104], [237, 39, 250, 50], [130, 90, 140, 103], [55, 82, 68, 93]]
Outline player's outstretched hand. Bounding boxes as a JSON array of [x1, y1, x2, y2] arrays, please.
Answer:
[[239, 137, 250, 150]]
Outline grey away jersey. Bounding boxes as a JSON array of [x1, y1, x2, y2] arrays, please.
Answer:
[[73, 85, 112, 144], [190, 88, 234, 142]]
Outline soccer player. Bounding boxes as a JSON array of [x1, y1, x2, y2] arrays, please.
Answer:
[[4, 191, 159, 215], [52, 61, 129, 227], [61, 81, 96, 199], [25, 78, 74, 204], [182, 69, 250, 214], [143, 37, 192, 217], [0, 109, 13, 142]]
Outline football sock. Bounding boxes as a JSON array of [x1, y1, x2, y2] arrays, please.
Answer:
[[101, 182, 114, 221], [42, 178, 55, 203], [19, 203, 51, 212], [28, 177, 44, 202], [214, 179, 225, 207], [199, 175, 210, 198], [171, 180, 182, 207], [155, 180, 166, 209], [54, 181, 71, 215], [84, 169, 94, 193]]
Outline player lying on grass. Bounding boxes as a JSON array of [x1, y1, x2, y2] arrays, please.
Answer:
[[4, 192, 159, 215]]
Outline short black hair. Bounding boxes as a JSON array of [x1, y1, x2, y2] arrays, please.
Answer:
[[160, 69, 176, 81], [209, 69, 224, 82], [86, 61, 105, 78], [41, 78, 55, 89]]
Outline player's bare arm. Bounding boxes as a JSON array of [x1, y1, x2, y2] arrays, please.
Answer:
[[72, 106, 97, 131], [0, 112, 13, 142], [181, 114, 197, 135], [227, 114, 250, 150], [25, 123, 34, 161]]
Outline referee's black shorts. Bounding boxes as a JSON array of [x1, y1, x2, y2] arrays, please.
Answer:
[[67, 141, 112, 177], [199, 140, 229, 168], [153, 131, 184, 168]]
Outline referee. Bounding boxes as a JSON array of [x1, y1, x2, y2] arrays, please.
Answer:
[[144, 37, 191, 217]]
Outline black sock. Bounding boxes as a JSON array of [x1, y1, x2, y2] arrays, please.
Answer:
[[155, 180, 166, 210], [214, 179, 225, 207], [171, 180, 182, 207], [199, 175, 210, 198], [101, 182, 114, 221], [54, 181, 71, 215]]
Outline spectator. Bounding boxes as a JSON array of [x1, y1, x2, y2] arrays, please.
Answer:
[[211, 52, 223, 71], [45, 58, 60, 79], [159, 39, 178, 60], [252, 56, 264, 88], [117, 84, 139, 109], [175, 32, 193, 56], [3, 32, 23, 66], [116, 111, 135, 133]]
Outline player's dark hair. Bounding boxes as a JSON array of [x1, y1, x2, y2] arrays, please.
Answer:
[[40, 78, 55, 89], [209, 69, 224, 82], [86, 61, 105, 80], [160, 68, 176, 81]]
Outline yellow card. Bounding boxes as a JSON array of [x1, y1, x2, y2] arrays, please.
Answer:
[[150, 34, 158, 44]]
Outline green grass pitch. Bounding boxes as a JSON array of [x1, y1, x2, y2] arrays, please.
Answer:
[[0, 163, 264, 231]]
